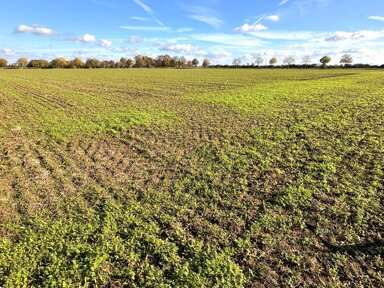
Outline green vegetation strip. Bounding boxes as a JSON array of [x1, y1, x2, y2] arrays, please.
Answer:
[[0, 69, 383, 287]]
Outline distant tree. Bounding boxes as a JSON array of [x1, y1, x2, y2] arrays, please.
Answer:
[[28, 59, 49, 68], [0, 58, 7, 68], [142, 56, 152, 67], [99, 60, 114, 68], [149, 57, 156, 67], [17, 57, 28, 68], [180, 56, 187, 68], [134, 55, 145, 68], [171, 56, 180, 68], [269, 57, 277, 66], [232, 58, 241, 67], [202, 59, 210, 68], [126, 58, 133, 68], [69, 57, 84, 68], [100, 60, 108, 68], [254, 56, 264, 67], [340, 54, 353, 66], [85, 58, 101, 68], [142, 56, 149, 67], [50, 57, 68, 68], [320, 56, 331, 68], [156, 55, 172, 67], [302, 55, 311, 67], [164, 55, 172, 67], [192, 58, 199, 67], [118, 57, 127, 68], [283, 56, 295, 66], [41, 60, 49, 68], [155, 56, 161, 67], [108, 60, 115, 68], [186, 60, 193, 68], [27, 60, 34, 68]]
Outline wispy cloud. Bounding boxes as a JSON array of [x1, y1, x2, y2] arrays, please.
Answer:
[[70, 33, 97, 42], [279, 0, 289, 5], [130, 16, 150, 21], [191, 33, 266, 48], [119, 25, 191, 34], [235, 14, 278, 34], [120, 25, 170, 31], [99, 39, 112, 47], [325, 30, 384, 42], [127, 36, 143, 43], [247, 30, 317, 40], [159, 43, 206, 55], [235, 23, 267, 32], [265, 15, 280, 22], [133, 0, 164, 26], [189, 15, 224, 29], [156, 41, 231, 61], [183, 5, 224, 29], [133, 0, 153, 15], [368, 16, 384, 22], [0, 48, 17, 56], [111, 47, 135, 53], [176, 27, 194, 33], [15, 24, 56, 36], [206, 50, 232, 59]]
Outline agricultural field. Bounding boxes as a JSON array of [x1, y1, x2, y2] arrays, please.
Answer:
[[0, 68, 383, 287]]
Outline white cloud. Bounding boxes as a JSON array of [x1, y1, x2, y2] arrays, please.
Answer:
[[159, 43, 206, 55], [0, 48, 16, 56], [79, 33, 96, 42], [15, 24, 56, 36], [235, 23, 267, 32], [100, 39, 112, 47], [206, 50, 232, 59], [265, 15, 279, 22], [156, 42, 232, 62], [120, 26, 171, 31], [279, 0, 289, 5], [184, 5, 224, 28], [128, 36, 143, 43], [368, 16, 384, 22], [154, 40, 176, 47], [112, 47, 135, 53], [234, 15, 277, 34], [325, 30, 384, 42]]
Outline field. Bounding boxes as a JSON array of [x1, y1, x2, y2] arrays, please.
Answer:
[[0, 68, 383, 287]]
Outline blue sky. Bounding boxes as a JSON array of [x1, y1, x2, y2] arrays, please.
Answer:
[[1, 0, 384, 64]]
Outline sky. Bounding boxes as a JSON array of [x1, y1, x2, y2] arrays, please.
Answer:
[[1, 0, 384, 65]]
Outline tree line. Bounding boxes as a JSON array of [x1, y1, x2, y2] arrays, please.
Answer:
[[229, 54, 384, 69], [0, 53, 382, 69], [0, 55, 209, 69], [232, 54, 353, 67]]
